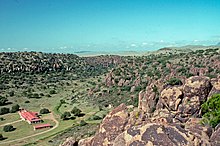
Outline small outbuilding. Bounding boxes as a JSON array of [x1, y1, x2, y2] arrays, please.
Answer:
[[33, 123, 51, 130]]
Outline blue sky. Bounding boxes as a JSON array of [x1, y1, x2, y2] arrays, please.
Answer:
[[0, 0, 220, 52]]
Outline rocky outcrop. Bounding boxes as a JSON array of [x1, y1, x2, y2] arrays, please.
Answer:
[[65, 76, 220, 146], [178, 76, 212, 117], [113, 122, 211, 146], [160, 86, 183, 111], [138, 84, 158, 113], [208, 78, 220, 99], [79, 103, 129, 146]]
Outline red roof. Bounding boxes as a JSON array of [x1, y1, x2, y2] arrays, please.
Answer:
[[20, 110, 41, 122], [34, 123, 51, 129]]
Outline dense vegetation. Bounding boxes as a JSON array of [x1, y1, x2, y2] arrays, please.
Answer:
[[201, 94, 220, 128]]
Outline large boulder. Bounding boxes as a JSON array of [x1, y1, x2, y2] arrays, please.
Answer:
[[138, 84, 158, 113], [178, 76, 212, 117], [113, 123, 211, 146], [160, 86, 183, 111], [79, 104, 129, 146], [208, 78, 220, 99], [183, 76, 211, 102]]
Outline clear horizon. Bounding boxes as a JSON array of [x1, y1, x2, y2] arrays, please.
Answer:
[[0, 0, 220, 53]]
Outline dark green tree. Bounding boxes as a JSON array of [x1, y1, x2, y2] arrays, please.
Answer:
[[61, 112, 71, 120], [10, 104, 20, 113], [40, 108, 50, 114], [0, 107, 9, 115], [71, 107, 82, 117], [3, 125, 14, 132], [0, 96, 8, 106]]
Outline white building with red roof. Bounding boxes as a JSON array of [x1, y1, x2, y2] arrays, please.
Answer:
[[18, 109, 41, 124]]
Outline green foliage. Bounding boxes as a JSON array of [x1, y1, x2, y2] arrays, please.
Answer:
[[3, 125, 14, 132], [0, 134, 3, 140], [40, 108, 50, 114], [10, 104, 20, 113], [0, 117, 4, 121], [71, 107, 82, 117], [61, 111, 71, 120], [49, 90, 56, 94], [88, 115, 102, 121], [201, 94, 220, 128], [0, 107, 9, 115], [0, 96, 8, 106], [166, 78, 182, 86], [79, 120, 87, 126], [8, 91, 15, 97]]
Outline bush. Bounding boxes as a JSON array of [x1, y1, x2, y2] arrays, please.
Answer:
[[61, 112, 71, 120], [88, 115, 102, 121], [79, 120, 87, 126], [0, 134, 4, 140], [0, 96, 8, 106], [166, 78, 182, 86], [40, 108, 50, 114], [71, 107, 82, 117], [201, 94, 220, 128], [49, 90, 56, 94], [0, 107, 9, 115], [3, 125, 14, 132], [10, 104, 20, 113], [0, 117, 4, 121]]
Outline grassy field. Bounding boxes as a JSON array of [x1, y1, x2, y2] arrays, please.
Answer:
[[0, 75, 106, 146]]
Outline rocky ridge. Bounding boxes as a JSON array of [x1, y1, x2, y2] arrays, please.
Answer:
[[64, 76, 220, 146]]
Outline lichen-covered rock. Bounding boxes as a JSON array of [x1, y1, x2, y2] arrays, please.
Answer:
[[138, 84, 158, 113], [178, 76, 212, 117], [210, 128, 220, 146], [113, 123, 210, 146], [183, 76, 211, 102], [79, 103, 129, 146], [160, 86, 183, 111], [208, 78, 220, 99]]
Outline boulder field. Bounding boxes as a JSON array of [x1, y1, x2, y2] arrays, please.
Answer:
[[63, 76, 220, 146]]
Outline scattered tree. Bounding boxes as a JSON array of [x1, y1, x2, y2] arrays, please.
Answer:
[[0, 107, 9, 115], [61, 112, 71, 120], [71, 107, 82, 117], [40, 108, 50, 114], [0, 96, 8, 106], [3, 125, 14, 132], [10, 104, 20, 113], [79, 120, 87, 126], [0, 134, 4, 140]]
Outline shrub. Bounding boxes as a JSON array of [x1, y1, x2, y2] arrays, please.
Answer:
[[0, 117, 4, 121], [3, 125, 14, 132], [88, 115, 102, 121], [49, 90, 56, 94], [201, 94, 220, 128], [0, 134, 3, 140], [10, 104, 20, 113], [166, 78, 182, 86], [0, 96, 8, 106], [61, 112, 71, 120], [71, 107, 82, 117], [40, 108, 50, 114], [8, 91, 14, 97], [0, 107, 9, 115], [79, 120, 87, 126]]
